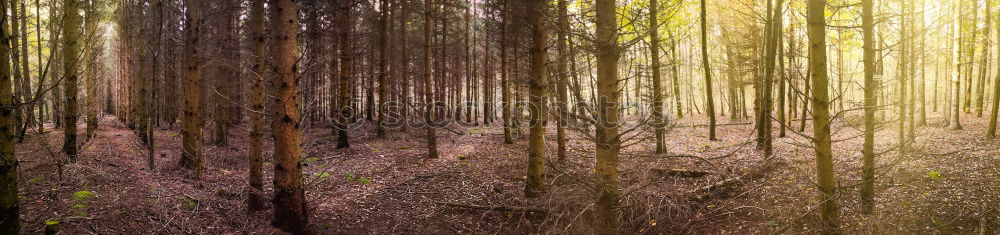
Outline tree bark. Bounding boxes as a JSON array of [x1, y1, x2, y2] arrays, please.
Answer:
[[807, 0, 841, 232], [63, 0, 82, 160], [525, 0, 548, 198], [269, 0, 309, 232], [0, 0, 20, 231], [950, 0, 964, 130], [595, 0, 622, 233], [247, 0, 266, 213], [700, 0, 717, 141], [180, 0, 204, 178], [861, 0, 877, 214], [423, 0, 439, 158], [650, 0, 666, 153]]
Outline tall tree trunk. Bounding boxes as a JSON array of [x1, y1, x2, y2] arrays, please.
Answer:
[[759, 0, 784, 157], [269, 0, 309, 232], [650, 0, 666, 153], [63, 0, 82, 160], [377, 0, 389, 137], [594, 0, 622, 232], [85, 0, 100, 139], [700, 0, 717, 141], [423, 0, 439, 158], [950, 0, 964, 130], [180, 0, 204, 178], [807, 0, 841, 232], [976, 0, 991, 117], [525, 0, 548, 198], [247, 0, 266, 213], [501, 5, 512, 144], [0, 0, 20, 232], [336, 1, 353, 149], [861, 0, 877, 214], [898, 0, 908, 150], [556, 0, 569, 160]]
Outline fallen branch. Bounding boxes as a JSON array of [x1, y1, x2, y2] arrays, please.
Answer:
[[652, 168, 712, 178], [437, 202, 547, 214], [688, 159, 780, 202]]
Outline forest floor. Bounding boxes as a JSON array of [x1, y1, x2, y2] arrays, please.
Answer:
[[13, 112, 1000, 234]]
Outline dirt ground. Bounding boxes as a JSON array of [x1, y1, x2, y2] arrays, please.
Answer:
[[13, 112, 1000, 234]]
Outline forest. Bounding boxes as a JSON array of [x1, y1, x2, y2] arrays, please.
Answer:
[[0, 0, 998, 233]]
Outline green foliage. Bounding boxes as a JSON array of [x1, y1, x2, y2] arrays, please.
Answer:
[[72, 190, 97, 201], [28, 176, 44, 184], [178, 196, 199, 211], [343, 173, 373, 185], [928, 171, 942, 180], [314, 172, 332, 179], [304, 157, 318, 164]]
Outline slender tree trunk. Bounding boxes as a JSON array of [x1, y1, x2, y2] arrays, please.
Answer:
[[180, 0, 204, 178], [759, 0, 784, 157], [951, 0, 964, 130], [63, 0, 82, 160], [247, 0, 266, 213], [976, 0, 992, 117], [423, 0, 439, 158], [377, 0, 390, 137], [85, 0, 100, 139], [0, 0, 20, 231], [991, 0, 1000, 138], [556, 0, 569, 159], [650, 0, 666, 153], [807, 0, 841, 232], [898, 0, 908, 150], [700, 0, 717, 141], [336, 1, 353, 149], [861, 0, 877, 214], [269, 0, 309, 232], [501, 5, 512, 144], [594, 0, 622, 232], [525, 0, 548, 198]]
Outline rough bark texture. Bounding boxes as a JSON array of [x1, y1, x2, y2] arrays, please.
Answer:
[[700, 0, 717, 141], [556, 0, 569, 160], [861, 0, 876, 213], [807, 0, 842, 232], [269, 0, 310, 232], [525, 0, 548, 198], [595, 0, 622, 233], [63, 0, 82, 160], [950, 0, 963, 130], [247, 0, 266, 213], [181, 0, 204, 178], [423, 0, 439, 158], [377, 0, 389, 137], [650, 0, 665, 153], [337, 0, 353, 149], [0, 1, 20, 232]]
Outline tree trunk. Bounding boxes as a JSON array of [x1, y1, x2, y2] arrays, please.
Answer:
[[501, 5, 512, 145], [525, 0, 548, 198], [701, 0, 717, 141], [950, 0, 963, 130], [269, 0, 309, 232], [807, 0, 842, 232], [650, 0, 666, 153], [861, 0, 877, 214], [0, 0, 20, 231], [247, 0, 266, 213], [423, 0, 439, 158], [976, 0, 991, 117], [377, 0, 390, 137], [556, 0, 569, 160], [180, 0, 204, 178], [336, 1, 353, 149], [595, 0, 622, 232], [63, 0, 82, 160]]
